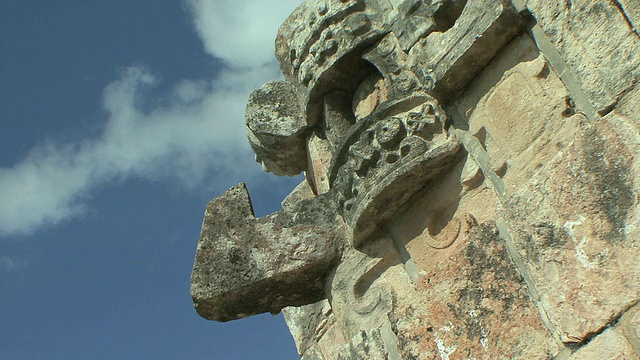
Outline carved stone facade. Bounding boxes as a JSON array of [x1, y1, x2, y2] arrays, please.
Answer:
[[191, 0, 640, 358]]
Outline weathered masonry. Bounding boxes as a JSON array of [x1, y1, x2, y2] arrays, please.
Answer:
[[191, 0, 640, 358]]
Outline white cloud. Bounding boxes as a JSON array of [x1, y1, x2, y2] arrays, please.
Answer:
[[0, 0, 303, 237], [186, 0, 303, 67]]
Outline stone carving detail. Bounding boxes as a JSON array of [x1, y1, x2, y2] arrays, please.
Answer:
[[392, 0, 468, 51], [328, 238, 402, 359], [332, 242, 395, 320], [183, 0, 640, 357], [245, 81, 308, 176], [192, 0, 525, 324], [363, 34, 428, 98], [329, 94, 460, 247], [276, 0, 394, 125], [408, 0, 524, 101], [423, 215, 461, 249]]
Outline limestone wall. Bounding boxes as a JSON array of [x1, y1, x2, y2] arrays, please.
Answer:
[[190, 0, 640, 358]]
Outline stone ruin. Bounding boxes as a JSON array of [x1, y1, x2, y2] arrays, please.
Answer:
[[190, 0, 640, 358]]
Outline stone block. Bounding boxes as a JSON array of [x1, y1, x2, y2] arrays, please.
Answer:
[[193, 1, 640, 358], [306, 133, 332, 195], [281, 180, 316, 212], [617, 85, 640, 130], [391, 0, 467, 51], [410, 0, 525, 102], [190, 183, 344, 321], [328, 93, 461, 248], [526, 0, 640, 113], [504, 116, 640, 343], [450, 28, 640, 347], [569, 328, 639, 360], [245, 81, 308, 176]]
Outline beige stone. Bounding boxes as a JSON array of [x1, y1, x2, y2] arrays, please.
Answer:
[[352, 74, 388, 121], [306, 132, 332, 195], [503, 116, 640, 343], [191, 1, 640, 358], [621, 304, 640, 355], [617, 0, 640, 33], [452, 32, 640, 344], [570, 329, 639, 360], [453, 33, 574, 192], [526, 0, 640, 113], [390, 216, 559, 359]]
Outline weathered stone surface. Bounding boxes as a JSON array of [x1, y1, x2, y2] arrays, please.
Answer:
[[321, 90, 356, 151], [503, 116, 640, 344], [451, 31, 640, 346], [191, 1, 640, 358], [299, 307, 350, 359], [306, 132, 333, 195], [621, 304, 640, 355], [363, 33, 426, 99], [327, 238, 405, 359], [290, 237, 405, 359], [275, 0, 394, 125], [526, 0, 640, 113], [245, 81, 308, 176], [300, 326, 396, 360], [329, 93, 461, 248], [391, 197, 559, 358], [300, 346, 325, 360], [618, 86, 640, 129], [570, 328, 639, 360], [410, 0, 525, 102], [391, 0, 467, 51], [452, 33, 576, 194], [617, 0, 640, 33], [281, 180, 316, 212], [334, 328, 390, 360], [190, 183, 344, 321], [352, 73, 388, 120], [329, 238, 398, 334], [282, 299, 332, 356]]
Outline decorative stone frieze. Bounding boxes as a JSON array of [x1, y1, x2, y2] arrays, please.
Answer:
[[276, 0, 394, 126], [328, 93, 460, 247], [191, 0, 640, 358]]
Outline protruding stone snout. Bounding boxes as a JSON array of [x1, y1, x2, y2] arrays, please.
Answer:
[[190, 183, 345, 322]]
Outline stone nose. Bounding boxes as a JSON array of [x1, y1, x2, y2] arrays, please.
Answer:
[[190, 183, 345, 322]]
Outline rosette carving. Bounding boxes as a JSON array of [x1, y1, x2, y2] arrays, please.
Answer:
[[329, 94, 460, 247]]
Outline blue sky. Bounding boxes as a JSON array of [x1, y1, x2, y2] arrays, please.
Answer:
[[0, 1, 305, 359]]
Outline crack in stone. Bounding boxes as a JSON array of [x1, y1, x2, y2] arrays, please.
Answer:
[[598, 73, 638, 117], [611, 0, 640, 39], [564, 299, 640, 352]]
